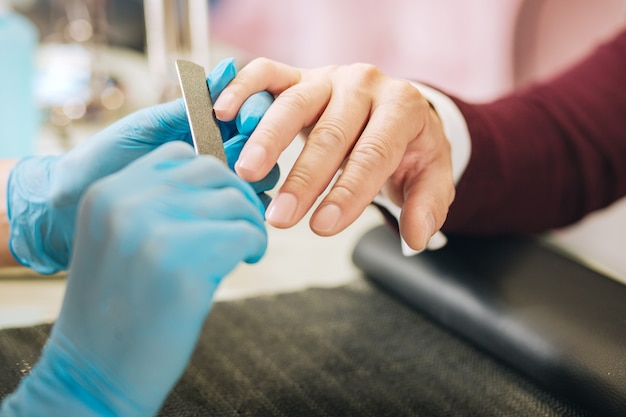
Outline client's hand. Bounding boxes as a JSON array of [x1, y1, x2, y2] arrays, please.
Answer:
[[213, 58, 454, 251], [0, 142, 267, 417]]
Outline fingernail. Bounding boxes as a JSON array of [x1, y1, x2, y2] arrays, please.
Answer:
[[266, 193, 298, 226], [420, 213, 436, 248], [311, 203, 342, 234], [213, 91, 234, 114], [236, 144, 266, 175]]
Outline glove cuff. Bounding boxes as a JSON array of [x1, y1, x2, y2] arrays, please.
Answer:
[[7, 156, 68, 274], [0, 329, 149, 417]]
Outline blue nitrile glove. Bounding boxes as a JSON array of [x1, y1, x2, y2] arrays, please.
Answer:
[[7, 58, 277, 274], [0, 141, 267, 417], [208, 57, 279, 208]]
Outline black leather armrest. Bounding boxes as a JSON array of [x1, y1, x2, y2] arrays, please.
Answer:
[[352, 226, 626, 417]]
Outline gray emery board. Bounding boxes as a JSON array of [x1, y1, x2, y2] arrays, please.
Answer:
[[175, 59, 227, 164]]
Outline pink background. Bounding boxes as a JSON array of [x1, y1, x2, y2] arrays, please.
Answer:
[[212, 0, 625, 101]]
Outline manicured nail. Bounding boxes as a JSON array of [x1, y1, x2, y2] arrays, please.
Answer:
[[420, 213, 436, 248], [311, 203, 342, 234], [213, 91, 235, 114], [266, 193, 298, 226], [236, 144, 266, 175]]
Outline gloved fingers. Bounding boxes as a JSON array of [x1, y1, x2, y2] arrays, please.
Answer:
[[168, 220, 268, 272], [154, 186, 267, 230], [223, 220, 268, 264], [158, 157, 263, 211], [218, 119, 238, 144], [206, 58, 274, 142], [206, 58, 238, 142], [236, 91, 275, 136], [224, 133, 248, 170], [235, 65, 332, 184], [207, 57, 236, 102], [257, 192, 273, 210], [137, 218, 267, 290], [224, 134, 280, 197], [141, 142, 267, 214], [50, 100, 194, 205], [128, 140, 196, 167], [250, 163, 280, 194], [118, 98, 193, 146], [199, 220, 268, 265], [56, 99, 193, 187], [50, 104, 193, 208], [224, 134, 280, 186]]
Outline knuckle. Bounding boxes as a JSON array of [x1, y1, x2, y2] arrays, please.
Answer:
[[284, 167, 319, 191], [246, 57, 295, 88], [352, 134, 396, 170], [228, 221, 251, 242], [82, 180, 115, 213], [229, 221, 267, 255], [347, 63, 383, 84], [229, 58, 275, 93], [388, 83, 425, 113], [396, 80, 425, 104], [249, 56, 274, 71], [311, 116, 352, 150], [331, 179, 362, 203], [111, 200, 143, 236], [82, 186, 131, 237], [236, 220, 266, 241], [276, 87, 311, 114], [255, 121, 283, 149], [310, 64, 339, 80], [380, 82, 429, 131], [221, 186, 244, 203], [227, 74, 254, 96], [221, 187, 255, 211]]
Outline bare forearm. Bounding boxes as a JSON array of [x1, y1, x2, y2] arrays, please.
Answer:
[[1, 159, 20, 267]]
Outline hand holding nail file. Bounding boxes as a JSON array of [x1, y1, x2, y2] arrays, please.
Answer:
[[176, 58, 279, 209], [1, 66, 273, 416]]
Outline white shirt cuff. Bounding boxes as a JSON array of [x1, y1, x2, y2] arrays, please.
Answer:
[[409, 81, 471, 184], [375, 81, 471, 256]]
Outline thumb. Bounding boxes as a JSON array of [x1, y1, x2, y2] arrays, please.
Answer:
[[141, 99, 192, 144], [397, 168, 454, 251]]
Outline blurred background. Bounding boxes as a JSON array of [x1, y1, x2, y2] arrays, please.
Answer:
[[0, 0, 624, 328], [4, 0, 214, 156], [5, 0, 625, 156]]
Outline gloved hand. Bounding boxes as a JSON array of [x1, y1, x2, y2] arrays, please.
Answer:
[[7, 57, 277, 274], [208, 57, 279, 209], [0, 141, 267, 417]]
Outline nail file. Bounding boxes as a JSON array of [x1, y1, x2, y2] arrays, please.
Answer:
[[175, 59, 227, 164]]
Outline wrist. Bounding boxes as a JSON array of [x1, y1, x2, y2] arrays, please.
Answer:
[[1, 330, 148, 417], [7, 156, 70, 274], [1, 159, 20, 267]]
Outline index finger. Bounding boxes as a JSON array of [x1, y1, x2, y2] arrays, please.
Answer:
[[213, 58, 301, 121], [215, 59, 334, 183]]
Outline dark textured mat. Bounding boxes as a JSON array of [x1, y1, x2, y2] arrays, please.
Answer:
[[353, 226, 626, 417], [0, 281, 594, 416]]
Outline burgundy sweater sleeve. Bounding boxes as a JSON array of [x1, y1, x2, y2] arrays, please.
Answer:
[[441, 27, 626, 236]]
